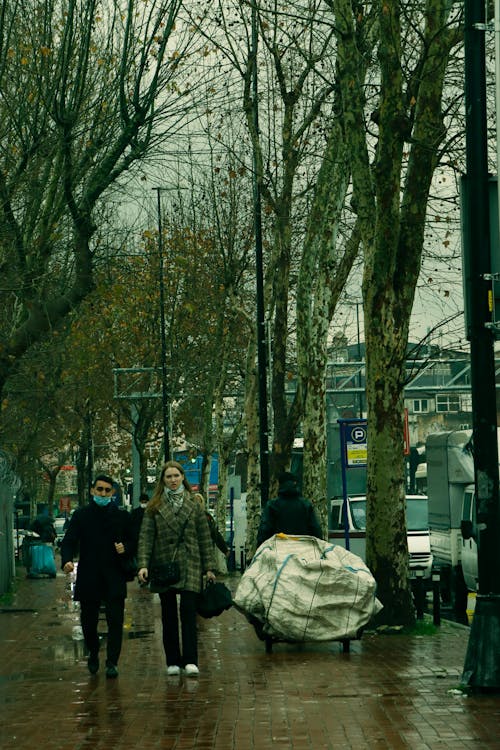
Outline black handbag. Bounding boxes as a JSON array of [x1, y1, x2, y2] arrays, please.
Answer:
[[197, 580, 233, 618], [149, 510, 191, 588], [120, 555, 139, 582], [150, 560, 180, 587]]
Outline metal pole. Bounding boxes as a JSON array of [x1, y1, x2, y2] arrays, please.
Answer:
[[432, 571, 441, 627], [338, 421, 350, 551], [496, 0, 500, 230], [155, 187, 170, 463], [461, 0, 500, 690], [251, 4, 270, 506]]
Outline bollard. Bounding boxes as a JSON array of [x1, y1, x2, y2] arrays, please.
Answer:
[[432, 570, 441, 626], [414, 569, 425, 620]]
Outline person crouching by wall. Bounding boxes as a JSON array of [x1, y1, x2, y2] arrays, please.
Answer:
[[137, 460, 216, 677]]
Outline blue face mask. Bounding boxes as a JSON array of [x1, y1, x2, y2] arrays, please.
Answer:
[[93, 495, 112, 507]]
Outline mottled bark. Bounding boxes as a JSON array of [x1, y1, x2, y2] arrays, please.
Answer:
[[243, 335, 262, 560], [297, 119, 356, 534], [216, 444, 229, 535], [333, 0, 460, 624], [198, 453, 211, 499]]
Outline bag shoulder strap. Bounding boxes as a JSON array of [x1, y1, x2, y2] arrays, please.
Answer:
[[154, 508, 193, 555]]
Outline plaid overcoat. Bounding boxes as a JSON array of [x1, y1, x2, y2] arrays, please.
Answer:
[[137, 492, 215, 594]]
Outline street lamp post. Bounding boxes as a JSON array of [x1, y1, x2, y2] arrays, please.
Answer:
[[251, 2, 270, 506], [461, 0, 500, 690], [154, 187, 170, 463]]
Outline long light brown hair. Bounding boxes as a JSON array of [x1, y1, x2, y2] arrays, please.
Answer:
[[147, 460, 192, 513]]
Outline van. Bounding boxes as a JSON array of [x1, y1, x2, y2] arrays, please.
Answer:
[[329, 494, 433, 586], [460, 484, 478, 592], [426, 430, 479, 610]]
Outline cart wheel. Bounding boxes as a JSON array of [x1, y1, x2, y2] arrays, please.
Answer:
[[342, 639, 350, 654], [265, 637, 273, 654]]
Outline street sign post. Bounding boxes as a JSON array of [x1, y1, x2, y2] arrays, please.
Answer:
[[338, 418, 368, 550]]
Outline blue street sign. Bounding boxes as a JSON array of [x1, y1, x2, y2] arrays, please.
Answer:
[[337, 418, 368, 550]]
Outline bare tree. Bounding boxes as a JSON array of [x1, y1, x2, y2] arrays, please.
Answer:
[[0, 0, 195, 403], [330, 0, 462, 624]]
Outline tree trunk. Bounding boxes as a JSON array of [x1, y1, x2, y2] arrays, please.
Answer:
[[243, 338, 262, 560], [363, 318, 414, 623], [200, 453, 211, 498], [297, 120, 355, 534], [216, 445, 229, 535], [332, 0, 459, 624], [45, 471, 59, 517]]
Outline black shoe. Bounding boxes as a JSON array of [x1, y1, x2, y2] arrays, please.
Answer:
[[87, 654, 99, 675], [106, 664, 119, 679]]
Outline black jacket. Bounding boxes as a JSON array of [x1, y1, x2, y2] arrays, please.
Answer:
[[256, 481, 323, 547], [60, 500, 134, 601], [205, 511, 229, 555]]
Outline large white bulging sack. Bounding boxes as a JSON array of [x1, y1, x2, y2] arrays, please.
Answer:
[[234, 534, 382, 641]]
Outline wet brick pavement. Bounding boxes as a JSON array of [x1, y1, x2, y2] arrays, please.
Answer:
[[1, 561, 500, 749]]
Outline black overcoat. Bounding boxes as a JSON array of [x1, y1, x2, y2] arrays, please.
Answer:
[[60, 500, 134, 601], [256, 482, 323, 547]]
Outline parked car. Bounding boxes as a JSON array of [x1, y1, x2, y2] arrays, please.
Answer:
[[329, 494, 433, 587], [54, 517, 67, 547], [12, 528, 28, 559]]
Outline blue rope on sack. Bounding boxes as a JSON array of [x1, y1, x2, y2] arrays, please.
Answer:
[[322, 543, 368, 573], [344, 564, 368, 574], [248, 541, 273, 567], [323, 542, 368, 635], [343, 575, 362, 635], [321, 544, 336, 557], [264, 553, 294, 628], [300, 555, 326, 642]]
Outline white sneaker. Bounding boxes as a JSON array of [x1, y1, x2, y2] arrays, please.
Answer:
[[184, 663, 199, 677], [167, 665, 180, 676]]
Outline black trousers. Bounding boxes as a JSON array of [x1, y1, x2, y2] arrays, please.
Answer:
[[159, 590, 198, 667], [80, 597, 124, 666]]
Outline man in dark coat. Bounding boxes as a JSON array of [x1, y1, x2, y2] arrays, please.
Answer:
[[61, 474, 134, 678], [256, 472, 323, 547]]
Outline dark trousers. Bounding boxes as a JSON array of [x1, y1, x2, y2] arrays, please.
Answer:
[[159, 590, 198, 667], [80, 598, 124, 666]]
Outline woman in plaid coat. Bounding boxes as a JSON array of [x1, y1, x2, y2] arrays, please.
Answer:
[[137, 460, 215, 677]]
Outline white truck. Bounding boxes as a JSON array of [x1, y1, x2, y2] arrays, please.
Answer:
[[426, 429, 478, 616], [329, 494, 433, 589]]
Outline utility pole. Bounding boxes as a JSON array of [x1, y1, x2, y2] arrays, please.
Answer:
[[251, 3, 270, 506], [461, 0, 500, 690], [154, 187, 171, 463]]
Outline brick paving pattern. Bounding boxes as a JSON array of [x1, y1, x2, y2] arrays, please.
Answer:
[[1, 563, 500, 749]]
